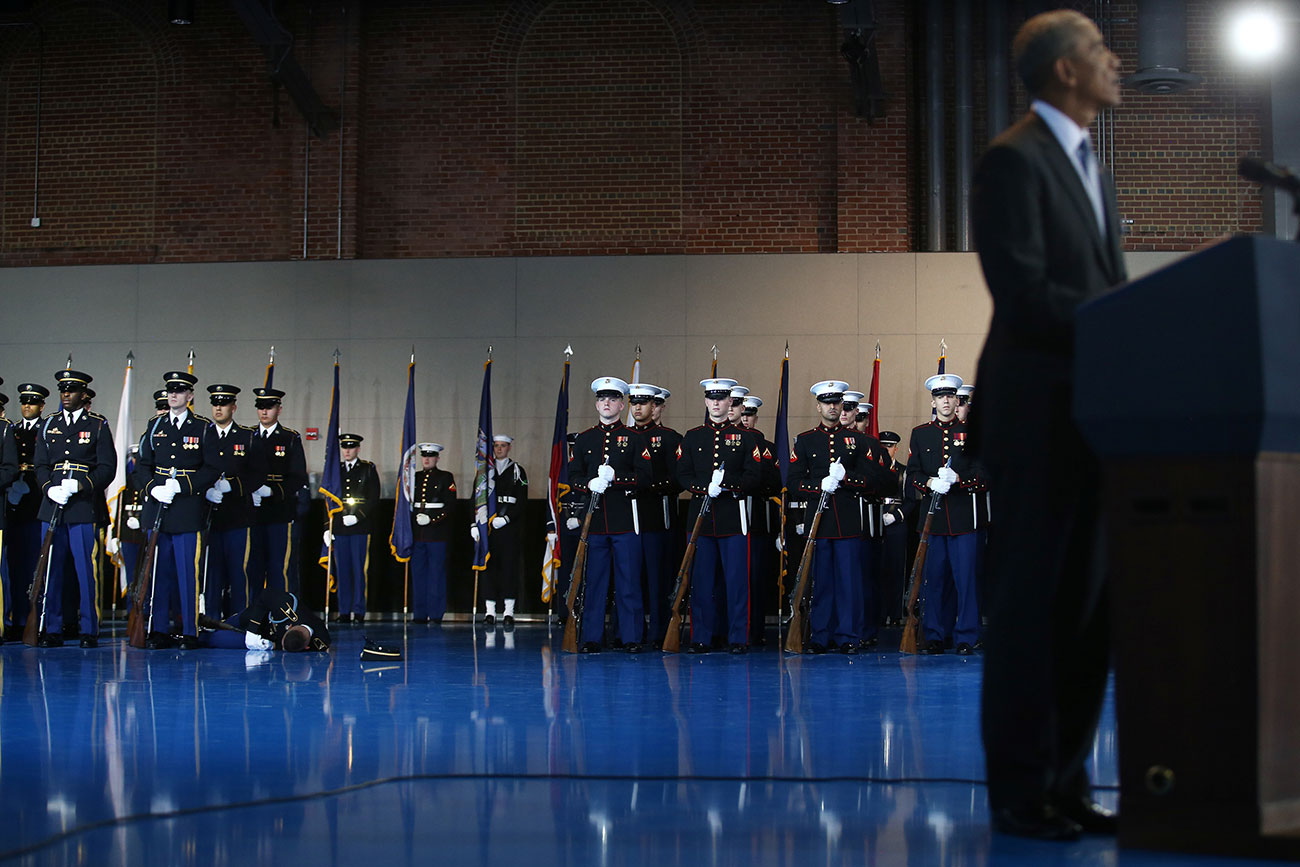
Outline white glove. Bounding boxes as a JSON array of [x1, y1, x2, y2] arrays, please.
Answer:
[[491, 516, 507, 529], [470, 525, 480, 542], [927, 477, 951, 495], [106, 537, 120, 555], [566, 517, 580, 531], [323, 530, 333, 545], [820, 475, 840, 494], [597, 464, 615, 482], [707, 481, 723, 498], [546, 532, 557, 543], [883, 512, 897, 527], [127, 516, 141, 530], [342, 514, 358, 527], [204, 487, 224, 505], [245, 632, 274, 651], [61, 477, 81, 493], [165, 478, 182, 495], [150, 485, 176, 504], [828, 459, 846, 482], [251, 493, 263, 507], [254, 485, 272, 498], [775, 534, 784, 553], [938, 466, 958, 485], [795, 523, 805, 536], [710, 467, 725, 487], [588, 476, 609, 495], [416, 513, 431, 526], [215, 477, 232, 493]]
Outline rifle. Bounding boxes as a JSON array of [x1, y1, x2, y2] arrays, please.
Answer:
[[560, 491, 602, 653], [900, 458, 952, 654], [783, 487, 830, 654], [661, 494, 712, 653], [23, 505, 63, 647], [127, 496, 170, 649]]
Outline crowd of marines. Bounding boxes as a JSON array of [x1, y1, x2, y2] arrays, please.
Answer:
[[0, 363, 990, 656]]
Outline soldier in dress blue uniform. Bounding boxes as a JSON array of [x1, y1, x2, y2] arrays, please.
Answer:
[[788, 380, 894, 653], [738, 395, 782, 646], [201, 384, 267, 619], [0, 389, 21, 644], [904, 373, 987, 654], [33, 369, 117, 647], [4, 383, 49, 639], [674, 378, 763, 654], [569, 377, 653, 653], [248, 387, 308, 594], [410, 443, 456, 623], [474, 434, 526, 627], [133, 371, 221, 649], [325, 433, 381, 624], [629, 383, 680, 646]]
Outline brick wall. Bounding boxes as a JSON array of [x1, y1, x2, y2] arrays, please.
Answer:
[[0, 0, 1265, 265]]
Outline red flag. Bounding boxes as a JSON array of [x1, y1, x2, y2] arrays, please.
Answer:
[[867, 342, 880, 440]]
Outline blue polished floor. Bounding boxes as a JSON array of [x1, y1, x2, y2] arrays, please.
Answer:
[[0, 623, 1285, 866]]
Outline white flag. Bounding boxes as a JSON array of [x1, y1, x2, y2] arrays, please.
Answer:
[[105, 355, 133, 587]]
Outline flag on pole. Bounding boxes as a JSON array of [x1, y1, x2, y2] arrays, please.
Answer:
[[390, 352, 417, 562], [471, 353, 496, 573], [774, 344, 791, 486], [541, 348, 572, 604], [106, 352, 134, 583], [867, 341, 881, 440], [932, 339, 946, 420], [625, 346, 641, 425], [318, 354, 343, 580], [264, 345, 275, 389]]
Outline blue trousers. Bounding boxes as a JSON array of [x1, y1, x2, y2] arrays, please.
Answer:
[[334, 534, 370, 616], [150, 532, 200, 636], [640, 530, 672, 644], [203, 528, 251, 620], [580, 532, 643, 646], [42, 522, 101, 636], [858, 534, 880, 641], [249, 522, 294, 595], [809, 536, 863, 647], [3, 520, 41, 627], [689, 534, 750, 647], [922, 532, 980, 646], [411, 540, 448, 620]]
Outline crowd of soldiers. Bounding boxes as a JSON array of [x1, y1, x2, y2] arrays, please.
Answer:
[[0, 363, 989, 657]]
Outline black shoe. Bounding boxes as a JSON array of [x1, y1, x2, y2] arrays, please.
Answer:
[[144, 632, 174, 650], [411, 616, 430, 625], [840, 642, 860, 655], [502, 615, 515, 630], [920, 640, 945, 655], [579, 641, 601, 654], [1052, 797, 1118, 835], [483, 614, 496, 627], [807, 642, 828, 655], [729, 643, 749, 655], [974, 639, 985, 650], [37, 633, 64, 648], [956, 642, 974, 655], [625, 642, 645, 654], [863, 636, 879, 648], [330, 613, 345, 624], [685, 642, 709, 654], [79, 635, 98, 649], [992, 803, 1082, 841], [178, 635, 200, 650]]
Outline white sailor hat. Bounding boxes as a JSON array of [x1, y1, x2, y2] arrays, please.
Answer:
[[728, 384, 750, 401], [492, 434, 514, 444], [628, 383, 659, 401], [591, 376, 630, 397], [810, 380, 851, 402], [957, 383, 975, 401], [741, 396, 763, 414], [654, 387, 671, 402], [418, 443, 444, 456], [700, 378, 738, 398], [840, 390, 865, 408], [925, 373, 964, 395]]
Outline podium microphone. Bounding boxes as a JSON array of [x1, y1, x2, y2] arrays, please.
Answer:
[[1238, 156, 1300, 194]]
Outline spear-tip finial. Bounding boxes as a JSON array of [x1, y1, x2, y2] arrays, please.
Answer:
[[268, 345, 276, 363], [875, 340, 881, 359], [487, 344, 493, 360], [711, 344, 718, 359], [333, 347, 341, 364], [126, 349, 135, 366], [410, 345, 415, 365], [564, 344, 573, 358], [65, 353, 72, 369], [635, 344, 642, 359], [784, 340, 789, 359]]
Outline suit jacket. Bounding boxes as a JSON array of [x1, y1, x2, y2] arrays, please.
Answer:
[[35, 409, 117, 525], [969, 111, 1127, 468]]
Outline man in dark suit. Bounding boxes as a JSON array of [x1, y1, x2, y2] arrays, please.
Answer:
[[970, 9, 1126, 842]]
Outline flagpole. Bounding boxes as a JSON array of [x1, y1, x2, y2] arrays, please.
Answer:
[[322, 348, 342, 622]]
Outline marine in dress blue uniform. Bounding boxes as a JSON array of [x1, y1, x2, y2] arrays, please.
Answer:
[[629, 383, 680, 646], [787, 380, 894, 653], [738, 395, 782, 646], [568, 377, 653, 653], [248, 387, 308, 594], [133, 371, 221, 648], [34, 370, 117, 647], [673, 378, 763, 654], [409, 443, 456, 623], [3, 383, 49, 638], [326, 433, 381, 623], [201, 384, 267, 619], [904, 373, 987, 654]]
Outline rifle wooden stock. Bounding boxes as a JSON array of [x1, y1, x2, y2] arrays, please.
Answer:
[[22, 506, 62, 647], [127, 503, 168, 649], [899, 459, 951, 654], [783, 489, 829, 654], [561, 493, 601, 654], [661, 495, 712, 653]]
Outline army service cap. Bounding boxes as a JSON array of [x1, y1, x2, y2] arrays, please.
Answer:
[[153, 389, 169, 410], [208, 384, 241, 405], [253, 387, 285, 408], [878, 430, 901, 446], [55, 369, 93, 391], [163, 371, 199, 392], [18, 383, 50, 404], [339, 433, 364, 449]]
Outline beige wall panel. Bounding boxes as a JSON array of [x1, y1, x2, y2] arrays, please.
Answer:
[[857, 333, 919, 441], [915, 252, 991, 336], [684, 254, 858, 336], [516, 256, 687, 337], [858, 253, 918, 335], [6, 265, 139, 347], [349, 259, 518, 339]]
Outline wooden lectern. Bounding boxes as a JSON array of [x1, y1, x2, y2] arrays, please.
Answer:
[[1075, 235, 1300, 859]]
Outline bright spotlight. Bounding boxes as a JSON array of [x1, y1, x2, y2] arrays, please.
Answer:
[[1227, 7, 1286, 63]]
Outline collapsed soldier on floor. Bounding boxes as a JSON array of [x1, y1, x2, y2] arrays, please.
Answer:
[[199, 587, 331, 651]]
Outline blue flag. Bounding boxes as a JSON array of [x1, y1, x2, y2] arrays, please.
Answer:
[[318, 360, 343, 574], [390, 358, 417, 562], [774, 350, 790, 486], [471, 358, 496, 572], [541, 356, 571, 603]]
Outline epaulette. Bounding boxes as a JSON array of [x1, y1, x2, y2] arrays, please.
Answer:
[[191, 413, 213, 425], [279, 425, 300, 437], [86, 410, 108, 422]]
